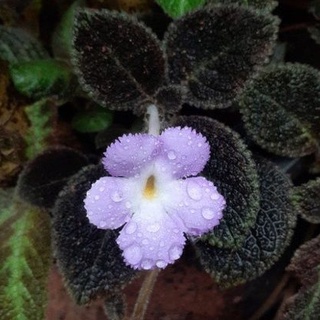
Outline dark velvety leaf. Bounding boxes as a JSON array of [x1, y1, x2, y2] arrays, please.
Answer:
[[52, 165, 137, 304], [282, 235, 320, 319], [10, 59, 73, 100], [206, 0, 277, 11], [72, 9, 165, 111], [0, 26, 49, 63], [154, 85, 184, 114], [293, 178, 320, 224], [17, 147, 89, 208], [195, 158, 296, 288], [103, 291, 126, 320], [174, 116, 260, 248], [0, 193, 51, 320], [156, 0, 206, 18], [164, 5, 279, 109], [240, 63, 320, 157]]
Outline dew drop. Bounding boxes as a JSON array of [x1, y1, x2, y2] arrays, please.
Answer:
[[167, 150, 176, 160], [202, 207, 215, 220], [111, 191, 123, 202], [94, 195, 100, 200], [210, 193, 220, 200], [187, 181, 202, 201], [169, 245, 182, 260], [156, 260, 166, 268], [173, 228, 179, 234], [125, 245, 142, 265], [99, 187, 105, 192], [187, 141, 192, 146], [125, 222, 137, 234], [137, 232, 143, 237], [99, 221, 107, 228], [141, 260, 153, 270], [125, 201, 132, 208], [142, 239, 149, 245], [159, 241, 165, 247], [198, 143, 202, 147], [147, 223, 160, 233]]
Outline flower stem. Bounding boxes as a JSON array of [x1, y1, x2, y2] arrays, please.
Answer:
[[129, 269, 160, 320], [146, 104, 160, 136]]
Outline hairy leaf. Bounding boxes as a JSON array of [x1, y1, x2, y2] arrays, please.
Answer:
[[52, 0, 86, 60], [72, 9, 165, 111], [24, 99, 56, 159], [0, 26, 48, 63], [205, 0, 277, 11], [10, 59, 73, 100], [309, 25, 320, 45], [195, 158, 296, 288], [103, 291, 126, 320], [0, 191, 51, 320], [174, 116, 260, 248], [52, 165, 137, 304], [154, 85, 184, 114], [17, 147, 89, 209], [283, 235, 320, 319], [164, 5, 278, 109], [240, 63, 320, 157], [72, 105, 114, 133], [293, 178, 320, 224], [156, 0, 206, 18]]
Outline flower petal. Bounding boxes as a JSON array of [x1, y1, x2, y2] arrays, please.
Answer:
[[84, 176, 135, 229], [103, 133, 162, 177], [116, 202, 186, 270], [165, 177, 225, 236], [159, 127, 210, 178]]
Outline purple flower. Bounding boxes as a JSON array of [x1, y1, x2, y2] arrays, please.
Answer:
[[84, 126, 225, 270]]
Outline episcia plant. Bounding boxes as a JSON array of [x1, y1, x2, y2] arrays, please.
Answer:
[[1, 0, 320, 319]]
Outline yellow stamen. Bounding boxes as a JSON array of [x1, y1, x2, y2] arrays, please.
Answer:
[[143, 175, 156, 199]]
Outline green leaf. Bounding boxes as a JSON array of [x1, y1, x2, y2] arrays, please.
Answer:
[[10, 59, 73, 100], [164, 5, 279, 109], [205, 0, 277, 11], [52, 0, 86, 60], [174, 116, 260, 248], [24, 99, 56, 160], [156, 0, 206, 18], [293, 178, 320, 224], [240, 63, 320, 157], [0, 191, 51, 320], [195, 158, 296, 288], [52, 165, 137, 304], [0, 26, 49, 63], [72, 105, 114, 133], [283, 235, 320, 319]]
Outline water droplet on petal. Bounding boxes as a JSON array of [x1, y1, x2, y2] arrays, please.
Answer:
[[187, 141, 192, 146], [99, 221, 107, 228], [141, 260, 153, 270], [142, 239, 149, 245], [147, 223, 160, 233], [173, 228, 179, 234], [125, 245, 142, 265], [111, 191, 123, 202], [125, 201, 132, 208], [202, 207, 215, 220], [99, 187, 105, 192], [210, 193, 220, 200], [169, 245, 182, 260], [159, 241, 165, 247], [167, 150, 176, 160], [94, 195, 100, 200], [125, 222, 137, 234], [156, 260, 166, 268], [187, 181, 203, 201]]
